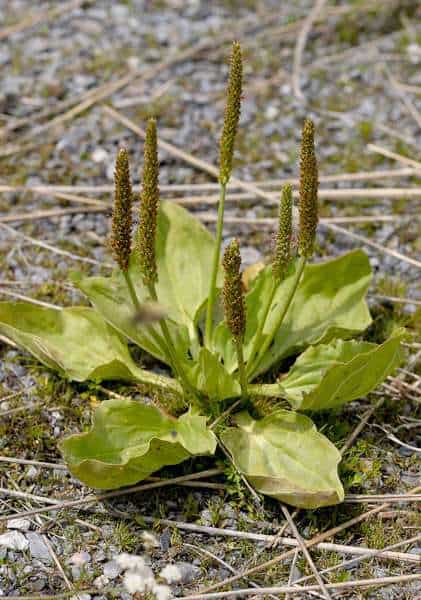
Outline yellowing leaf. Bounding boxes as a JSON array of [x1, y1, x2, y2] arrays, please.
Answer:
[[221, 411, 344, 508], [61, 400, 217, 489], [77, 201, 219, 365], [214, 250, 372, 376], [0, 302, 179, 391], [280, 329, 406, 410]]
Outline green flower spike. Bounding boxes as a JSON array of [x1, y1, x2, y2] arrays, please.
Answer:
[[110, 148, 133, 272], [298, 118, 319, 258], [205, 42, 243, 345], [222, 239, 246, 341], [273, 183, 293, 281], [219, 41, 243, 185], [223, 239, 247, 397], [137, 118, 159, 286]]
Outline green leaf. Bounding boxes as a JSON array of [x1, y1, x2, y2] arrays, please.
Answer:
[[280, 329, 406, 411], [76, 269, 189, 365], [77, 201, 218, 363], [214, 250, 372, 376], [221, 411, 344, 508], [0, 302, 159, 383], [186, 347, 241, 400], [61, 400, 217, 489]]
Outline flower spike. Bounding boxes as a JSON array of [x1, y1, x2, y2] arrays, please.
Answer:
[[298, 118, 318, 258], [273, 183, 293, 281], [219, 41, 243, 185], [137, 118, 160, 286], [110, 147, 133, 272], [222, 239, 246, 342]]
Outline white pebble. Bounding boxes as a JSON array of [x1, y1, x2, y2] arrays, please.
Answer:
[[0, 531, 28, 551], [6, 518, 31, 531]]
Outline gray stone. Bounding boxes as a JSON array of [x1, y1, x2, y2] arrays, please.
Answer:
[[93, 575, 109, 588], [26, 465, 38, 479], [31, 578, 46, 592], [70, 551, 91, 566], [172, 562, 201, 584], [6, 518, 31, 531], [0, 531, 28, 551], [26, 533, 52, 564], [103, 559, 122, 579]]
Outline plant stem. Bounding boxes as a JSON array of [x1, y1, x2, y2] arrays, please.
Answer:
[[248, 257, 306, 380], [205, 182, 227, 346], [147, 282, 192, 393], [123, 270, 142, 313], [247, 383, 289, 398], [235, 338, 248, 398], [123, 269, 168, 359], [246, 277, 277, 377], [134, 370, 183, 396]]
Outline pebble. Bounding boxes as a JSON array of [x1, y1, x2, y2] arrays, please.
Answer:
[[26, 465, 38, 479], [91, 148, 109, 163], [171, 562, 201, 584], [103, 559, 122, 579], [6, 518, 31, 531], [0, 531, 28, 552], [70, 551, 92, 566], [27, 533, 52, 564], [93, 575, 109, 588]]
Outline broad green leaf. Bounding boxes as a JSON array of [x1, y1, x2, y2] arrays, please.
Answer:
[[61, 400, 217, 489], [221, 411, 344, 508], [0, 302, 174, 387], [0, 302, 140, 382], [75, 268, 189, 365], [280, 329, 406, 411], [214, 250, 372, 376], [186, 347, 241, 400], [77, 201, 218, 362]]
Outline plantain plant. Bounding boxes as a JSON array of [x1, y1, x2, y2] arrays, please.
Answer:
[[0, 43, 405, 509]]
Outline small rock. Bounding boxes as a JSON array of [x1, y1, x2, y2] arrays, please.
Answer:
[[103, 559, 122, 579], [31, 578, 46, 592], [265, 105, 279, 119], [7, 518, 31, 531], [160, 528, 171, 552], [141, 530, 160, 551], [70, 551, 91, 566], [290, 565, 302, 582], [0, 531, 28, 551], [171, 562, 201, 584], [200, 508, 213, 526], [91, 148, 109, 163], [93, 575, 109, 588], [26, 466, 38, 479], [27, 533, 52, 564]]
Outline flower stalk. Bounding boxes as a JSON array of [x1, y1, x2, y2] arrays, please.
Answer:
[[298, 118, 318, 258], [205, 41, 243, 346], [137, 118, 191, 392], [248, 119, 318, 379], [246, 185, 294, 375], [222, 239, 247, 397], [110, 147, 143, 315]]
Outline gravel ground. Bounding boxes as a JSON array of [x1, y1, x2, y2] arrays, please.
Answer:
[[0, 1, 420, 598]]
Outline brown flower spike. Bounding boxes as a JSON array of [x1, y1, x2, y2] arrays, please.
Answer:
[[110, 147, 133, 272], [273, 183, 293, 281], [219, 41, 243, 185], [137, 118, 160, 286], [222, 239, 246, 342], [298, 118, 318, 258]]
